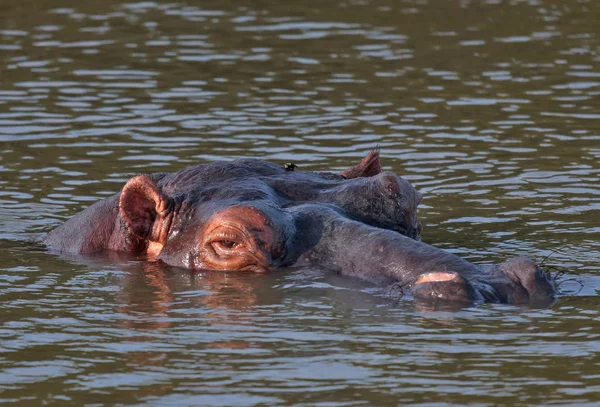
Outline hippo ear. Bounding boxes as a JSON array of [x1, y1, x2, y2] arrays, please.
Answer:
[[340, 149, 382, 179], [119, 175, 172, 244]]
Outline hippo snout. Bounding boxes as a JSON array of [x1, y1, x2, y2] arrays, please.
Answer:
[[408, 257, 557, 306]]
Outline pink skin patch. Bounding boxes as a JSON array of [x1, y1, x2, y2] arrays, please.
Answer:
[[414, 272, 460, 284]]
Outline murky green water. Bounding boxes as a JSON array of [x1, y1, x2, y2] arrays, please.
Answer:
[[1, 0, 599, 405]]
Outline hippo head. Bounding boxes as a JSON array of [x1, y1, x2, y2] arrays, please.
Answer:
[[114, 150, 423, 273], [46, 150, 556, 306]]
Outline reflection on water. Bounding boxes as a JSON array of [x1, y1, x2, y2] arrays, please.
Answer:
[[1, 0, 599, 405]]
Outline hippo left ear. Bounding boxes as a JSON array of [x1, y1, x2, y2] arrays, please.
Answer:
[[119, 175, 173, 245], [340, 149, 382, 179]]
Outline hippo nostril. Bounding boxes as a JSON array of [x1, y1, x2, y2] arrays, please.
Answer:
[[416, 220, 423, 235], [404, 221, 422, 240], [409, 228, 418, 240]]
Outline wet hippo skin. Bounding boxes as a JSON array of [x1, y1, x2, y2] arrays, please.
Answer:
[[44, 150, 556, 305]]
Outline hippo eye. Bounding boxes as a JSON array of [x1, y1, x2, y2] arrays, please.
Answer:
[[199, 207, 279, 272], [205, 226, 250, 257], [211, 238, 243, 253], [219, 240, 237, 249]]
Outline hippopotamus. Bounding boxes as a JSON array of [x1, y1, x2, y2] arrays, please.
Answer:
[[44, 150, 556, 305]]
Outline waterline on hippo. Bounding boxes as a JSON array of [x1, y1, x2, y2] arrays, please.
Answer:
[[44, 151, 557, 306]]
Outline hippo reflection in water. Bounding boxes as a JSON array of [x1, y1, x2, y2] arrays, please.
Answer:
[[44, 150, 556, 305]]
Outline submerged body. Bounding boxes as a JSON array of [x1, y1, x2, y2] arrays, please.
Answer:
[[45, 151, 556, 305]]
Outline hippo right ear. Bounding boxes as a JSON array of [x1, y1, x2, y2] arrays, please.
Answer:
[[340, 149, 382, 179], [119, 175, 173, 245]]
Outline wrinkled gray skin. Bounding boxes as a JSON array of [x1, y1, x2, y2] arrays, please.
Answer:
[[45, 151, 556, 305]]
